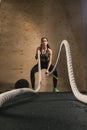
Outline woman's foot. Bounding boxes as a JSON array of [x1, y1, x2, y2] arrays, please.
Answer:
[[53, 87, 59, 92]]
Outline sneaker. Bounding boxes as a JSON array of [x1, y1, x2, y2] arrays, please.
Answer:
[[53, 87, 59, 92]]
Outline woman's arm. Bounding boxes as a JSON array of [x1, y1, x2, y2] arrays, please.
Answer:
[[46, 49, 52, 73], [35, 47, 40, 59]]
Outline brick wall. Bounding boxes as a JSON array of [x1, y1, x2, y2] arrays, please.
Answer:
[[0, 0, 86, 92]]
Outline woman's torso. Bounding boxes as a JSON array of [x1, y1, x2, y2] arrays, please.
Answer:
[[40, 48, 50, 62]]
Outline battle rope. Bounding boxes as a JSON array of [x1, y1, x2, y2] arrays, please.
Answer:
[[0, 40, 87, 108], [48, 40, 87, 103], [0, 50, 41, 107]]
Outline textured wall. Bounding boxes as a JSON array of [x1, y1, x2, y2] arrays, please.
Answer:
[[81, 0, 87, 86], [0, 0, 86, 92]]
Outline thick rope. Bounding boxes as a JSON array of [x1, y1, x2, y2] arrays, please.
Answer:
[[0, 50, 41, 107], [0, 40, 87, 108], [48, 40, 87, 103]]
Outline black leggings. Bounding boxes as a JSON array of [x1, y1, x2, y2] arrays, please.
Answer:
[[30, 61, 58, 89]]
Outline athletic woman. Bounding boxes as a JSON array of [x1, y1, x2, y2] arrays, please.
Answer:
[[30, 37, 59, 92]]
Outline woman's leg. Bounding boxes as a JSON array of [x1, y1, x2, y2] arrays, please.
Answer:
[[49, 65, 59, 91], [30, 64, 38, 89], [30, 62, 48, 89]]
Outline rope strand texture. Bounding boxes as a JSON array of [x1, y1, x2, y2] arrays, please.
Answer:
[[48, 40, 87, 103]]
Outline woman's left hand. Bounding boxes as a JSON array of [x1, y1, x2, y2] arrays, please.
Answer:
[[45, 70, 49, 75]]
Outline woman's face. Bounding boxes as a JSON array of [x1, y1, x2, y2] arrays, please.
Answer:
[[41, 38, 48, 46]]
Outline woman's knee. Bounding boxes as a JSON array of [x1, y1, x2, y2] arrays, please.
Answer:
[[53, 70, 58, 76], [30, 68, 35, 77], [31, 66, 38, 76]]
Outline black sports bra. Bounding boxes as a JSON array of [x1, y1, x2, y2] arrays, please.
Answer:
[[40, 49, 49, 62]]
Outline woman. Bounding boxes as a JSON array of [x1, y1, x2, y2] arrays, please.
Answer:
[[30, 37, 59, 92]]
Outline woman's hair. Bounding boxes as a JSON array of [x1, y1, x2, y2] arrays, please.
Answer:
[[40, 37, 50, 50], [41, 37, 48, 42]]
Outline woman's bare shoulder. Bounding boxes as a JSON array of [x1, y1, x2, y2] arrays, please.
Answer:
[[36, 46, 40, 50], [48, 48, 52, 54], [36, 47, 40, 52]]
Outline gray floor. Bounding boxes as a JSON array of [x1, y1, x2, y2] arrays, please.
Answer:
[[0, 92, 87, 130]]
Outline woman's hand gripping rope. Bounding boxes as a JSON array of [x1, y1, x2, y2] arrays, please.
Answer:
[[45, 71, 58, 80]]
